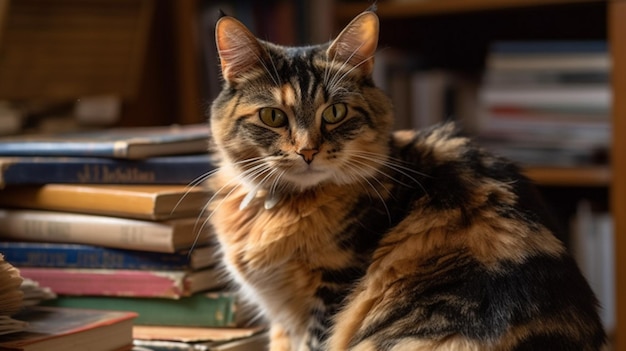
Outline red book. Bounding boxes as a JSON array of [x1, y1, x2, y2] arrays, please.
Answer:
[[17, 267, 224, 299]]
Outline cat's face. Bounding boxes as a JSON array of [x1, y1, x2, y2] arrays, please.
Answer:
[[210, 11, 392, 192]]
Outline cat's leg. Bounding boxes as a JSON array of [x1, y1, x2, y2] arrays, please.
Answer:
[[327, 297, 482, 351], [269, 323, 292, 351], [346, 338, 482, 351], [325, 252, 487, 351]]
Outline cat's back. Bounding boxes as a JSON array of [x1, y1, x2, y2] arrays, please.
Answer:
[[327, 123, 607, 351]]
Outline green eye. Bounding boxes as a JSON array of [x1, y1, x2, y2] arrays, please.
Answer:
[[259, 107, 287, 127], [322, 103, 347, 124]]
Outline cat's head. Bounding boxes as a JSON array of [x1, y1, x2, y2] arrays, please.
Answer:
[[210, 11, 392, 193]]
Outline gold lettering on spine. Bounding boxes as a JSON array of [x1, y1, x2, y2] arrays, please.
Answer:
[[77, 165, 156, 183]]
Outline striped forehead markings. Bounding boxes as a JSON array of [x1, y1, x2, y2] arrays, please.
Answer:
[[280, 83, 298, 107]]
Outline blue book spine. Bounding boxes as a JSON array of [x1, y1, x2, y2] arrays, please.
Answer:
[[0, 124, 211, 158], [0, 154, 214, 185], [0, 242, 193, 270], [0, 142, 121, 158]]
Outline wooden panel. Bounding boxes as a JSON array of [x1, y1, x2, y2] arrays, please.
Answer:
[[337, 0, 604, 19], [610, 1, 626, 347], [118, 0, 176, 127], [172, 0, 204, 125], [0, 0, 153, 100], [0, 0, 8, 43]]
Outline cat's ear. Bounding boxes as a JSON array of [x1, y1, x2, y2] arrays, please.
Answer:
[[215, 16, 267, 83], [327, 11, 379, 76]]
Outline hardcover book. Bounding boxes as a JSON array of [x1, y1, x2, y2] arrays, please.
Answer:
[[44, 292, 249, 327], [133, 331, 268, 351], [0, 210, 212, 253], [0, 154, 214, 188], [486, 40, 609, 72], [0, 306, 136, 351], [0, 184, 212, 220], [133, 325, 264, 344], [0, 124, 211, 159], [17, 267, 225, 299], [0, 242, 217, 270]]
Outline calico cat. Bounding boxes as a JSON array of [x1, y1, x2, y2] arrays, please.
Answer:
[[206, 9, 607, 351]]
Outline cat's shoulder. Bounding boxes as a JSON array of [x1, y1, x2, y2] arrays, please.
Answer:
[[391, 122, 475, 158], [390, 122, 521, 182]]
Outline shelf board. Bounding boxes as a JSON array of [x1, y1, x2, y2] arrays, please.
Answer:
[[336, 0, 604, 19], [522, 166, 610, 187]]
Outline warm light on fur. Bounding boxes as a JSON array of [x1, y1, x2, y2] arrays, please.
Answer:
[[206, 9, 606, 351]]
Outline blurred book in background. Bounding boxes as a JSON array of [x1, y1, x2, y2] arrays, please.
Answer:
[[476, 41, 611, 167]]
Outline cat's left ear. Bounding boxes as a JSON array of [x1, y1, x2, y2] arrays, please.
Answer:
[[327, 11, 379, 76]]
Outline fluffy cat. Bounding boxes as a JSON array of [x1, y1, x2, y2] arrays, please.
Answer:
[[206, 9, 607, 351]]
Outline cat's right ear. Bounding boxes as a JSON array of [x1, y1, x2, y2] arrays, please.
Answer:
[[215, 16, 267, 83]]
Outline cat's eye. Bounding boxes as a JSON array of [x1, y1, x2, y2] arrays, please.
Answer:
[[259, 107, 287, 128], [322, 103, 347, 124]]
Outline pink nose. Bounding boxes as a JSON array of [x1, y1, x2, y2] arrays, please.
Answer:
[[297, 148, 319, 164]]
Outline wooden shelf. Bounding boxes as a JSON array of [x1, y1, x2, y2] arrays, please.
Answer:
[[523, 166, 611, 187], [611, 1, 626, 349], [336, 0, 604, 19]]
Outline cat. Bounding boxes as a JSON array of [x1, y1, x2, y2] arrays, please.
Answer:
[[205, 9, 607, 351]]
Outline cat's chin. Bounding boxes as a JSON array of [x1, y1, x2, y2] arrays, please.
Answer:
[[282, 169, 334, 190]]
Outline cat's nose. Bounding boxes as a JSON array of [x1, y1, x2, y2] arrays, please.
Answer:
[[297, 148, 319, 164]]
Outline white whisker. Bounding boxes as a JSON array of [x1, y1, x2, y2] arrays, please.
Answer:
[[342, 161, 391, 223], [266, 51, 282, 87], [353, 151, 431, 177], [341, 148, 428, 196], [269, 167, 289, 198], [188, 157, 271, 251], [331, 53, 376, 95], [327, 41, 365, 92], [170, 168, 219, 218], [352, 151, 430, 179]]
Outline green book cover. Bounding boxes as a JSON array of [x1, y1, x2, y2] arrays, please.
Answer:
[[42, 292, 250, 327]]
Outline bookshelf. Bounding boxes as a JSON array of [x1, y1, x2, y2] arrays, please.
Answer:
[[524, 166, 610, 187], [335, 0, 623, 347], [0, 0, 622, 348]]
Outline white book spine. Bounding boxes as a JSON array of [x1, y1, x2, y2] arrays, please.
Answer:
[[0, 209, 177, 253]]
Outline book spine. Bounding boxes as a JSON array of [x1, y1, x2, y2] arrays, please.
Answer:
[[0, 184, 210, 221], [0, 210, 182, 253], [132, 340, 195, 351], [43, 292, 242, 327], [487, 53, 610, 71], [0, 142, 118, 157], [0, 156, 212, 186], [17, 268, 191, 298], [490, 40, 608, 55], [479, 85, 611, 108], [0, 242, 192, 270]]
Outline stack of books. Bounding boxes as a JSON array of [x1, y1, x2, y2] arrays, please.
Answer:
[[476, 40, 611, 167], [0, 125, 267, 350], [571, 200, 615, 333], [1, 254, 133, 351]]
